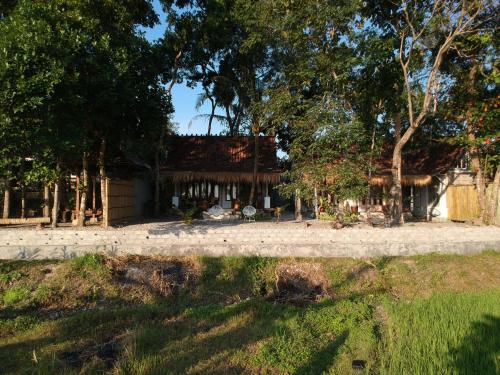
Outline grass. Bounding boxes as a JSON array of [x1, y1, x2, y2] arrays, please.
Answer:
[[379, 289, 500, 375], [0, 251, 499, 374]]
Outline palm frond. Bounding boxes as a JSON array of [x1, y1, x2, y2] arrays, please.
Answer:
[[188, 113, 229, 129]]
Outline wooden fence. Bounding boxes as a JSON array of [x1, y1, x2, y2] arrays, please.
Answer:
[[446, 185, 480, 222], [104, 178, 135, 226]]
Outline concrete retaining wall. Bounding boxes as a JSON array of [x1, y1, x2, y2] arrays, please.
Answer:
[[1, 225, 499, 259]]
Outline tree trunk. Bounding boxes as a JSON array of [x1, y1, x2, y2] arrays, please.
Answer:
[[485, 167, 499, 225], [207, 98, 215, 136], [234, 104, 242, 135], [395, 111, 401, 144], [391, 21, 453, 225], [389, 143, 403, 226], [366, 121, 377, 225], [3, 183, 10, 219], [389, 112, 404, 225], [295, 189, 302, 221], [43, 185, 50, 217], [225, 105, 234, 136], [99, 139, 107, 227], [313, 187, 320, 219], [77, 153, 88, 227], [20, 183, 25, 219], [249, 129, 259, 206], [154, 126, 166, 217], [51, 180, 60, 228], [154, 145, 161, 217], [471, 151, 485, 221], [465, 65, 486, 222]]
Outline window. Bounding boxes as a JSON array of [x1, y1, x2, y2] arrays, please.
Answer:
[[455, 153, 470, 170], [214, 184, 219, 198], [226, 184, 231, 201]]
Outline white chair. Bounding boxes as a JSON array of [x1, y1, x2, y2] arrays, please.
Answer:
[[203, 205, 225, 221], [242, 206, 256, 222]]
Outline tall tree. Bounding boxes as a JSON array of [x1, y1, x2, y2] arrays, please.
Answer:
[[373, 0, 494, 225]]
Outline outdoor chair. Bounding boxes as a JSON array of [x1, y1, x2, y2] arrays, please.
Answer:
[[242, 205, 256, 222], [203, 205, 225, 221]]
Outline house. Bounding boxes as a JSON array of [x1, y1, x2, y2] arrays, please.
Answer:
[[161, 135, 281, 210], [0, 153, 151, 227], [360, 141, 477, 221]]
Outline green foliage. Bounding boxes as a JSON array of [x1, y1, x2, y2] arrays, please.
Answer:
[[278, 101, 370, 203], [173, 206, 201, 224], [245, 257, 277, 296], [0, 270, 23, 284], [0, 0, 173, 197], [2, 286, 30, 306], [380, 290, 500, 374], [33, 284, 54, 306], [71, 253, 105, 274], [0, 315, 39, 338], [0, 255, 499, 373], [254, 299, 376, 373]]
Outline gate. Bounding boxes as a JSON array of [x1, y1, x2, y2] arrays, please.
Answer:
[[446, 185, 480, 221]]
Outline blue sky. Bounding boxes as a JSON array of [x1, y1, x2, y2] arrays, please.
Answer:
[[142, 0, 227, 135]]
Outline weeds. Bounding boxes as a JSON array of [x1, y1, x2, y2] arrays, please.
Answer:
[[2, 286, 31, 306], [71, 253, 105, 273], [0, 252, 498, 374]]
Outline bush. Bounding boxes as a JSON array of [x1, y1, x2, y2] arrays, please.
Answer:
[[2, 286, 31, 306], [0, 315, 39, 337], [0, 270, 23, 284], [33, 284, 54, 306], [71, 253, 105, 273], [174, 206, 202, 224]]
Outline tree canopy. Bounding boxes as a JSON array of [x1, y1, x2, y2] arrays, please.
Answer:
[[0, 0, 498, 225]]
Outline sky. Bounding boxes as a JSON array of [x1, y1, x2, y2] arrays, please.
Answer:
[[141, 0, 227, 136]]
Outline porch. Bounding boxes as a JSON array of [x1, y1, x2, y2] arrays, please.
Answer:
[[166, 179, 276, 210]]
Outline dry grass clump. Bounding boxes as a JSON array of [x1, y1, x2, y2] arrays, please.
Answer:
[[34, 253, 119, 311], [273, 262, 332, 304], [106, 255, 201, 300]]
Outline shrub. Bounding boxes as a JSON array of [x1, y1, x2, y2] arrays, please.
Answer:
[[174, 206, 201, 224], [33, 284, 54, 306], [0, 315, 39, 337], [71, 253, 105, 273], [0, 270, 23, 284], [2, 286, 31, 306]]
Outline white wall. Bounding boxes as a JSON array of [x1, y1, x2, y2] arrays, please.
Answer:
[[429, 175, 449, 221]]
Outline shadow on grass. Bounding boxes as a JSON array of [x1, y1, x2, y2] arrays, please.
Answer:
[[451, 314, 500, 375], [295, 332, 349, 375], [0, 256, 375, 374]]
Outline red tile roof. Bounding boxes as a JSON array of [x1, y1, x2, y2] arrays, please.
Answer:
[[161, 136, 281, 183], [372, 141, 464, 175]]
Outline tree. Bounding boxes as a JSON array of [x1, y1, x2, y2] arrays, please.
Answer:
[[439, 11, 499, 224], [379, 0, 494, 225], [1, 0, 173, 226], [0, 0, 80, 222], [235, 0, 368, 210]]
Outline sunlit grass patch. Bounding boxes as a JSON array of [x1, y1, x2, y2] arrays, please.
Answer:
[[0, 252, 499, 374], [379, 289, 500, 375]]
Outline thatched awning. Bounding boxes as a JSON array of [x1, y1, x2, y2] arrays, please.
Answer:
[[370, 174, 433, 187], [163, 171, 281, 184]]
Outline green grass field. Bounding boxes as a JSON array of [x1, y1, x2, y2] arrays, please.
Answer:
[[0, 252, 499, 374]]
